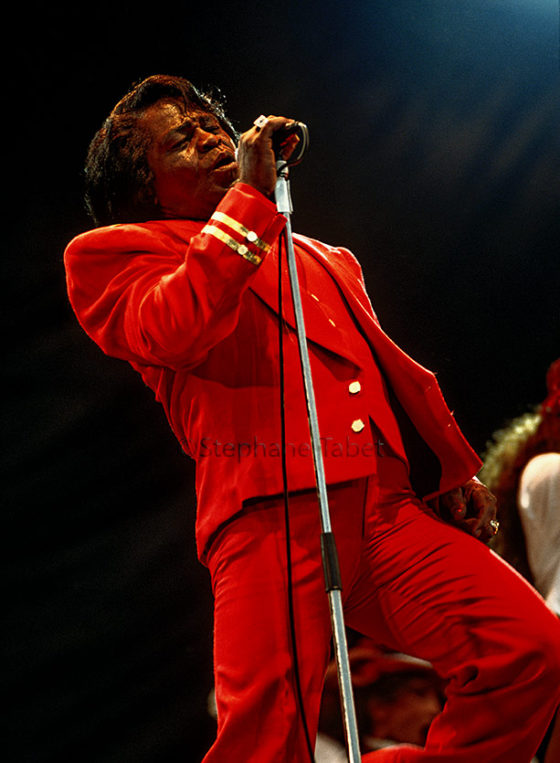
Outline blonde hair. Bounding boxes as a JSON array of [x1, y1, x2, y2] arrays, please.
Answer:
[[479, 411, 542, 580]]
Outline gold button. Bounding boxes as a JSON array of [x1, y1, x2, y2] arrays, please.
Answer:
[[351, 418, 365, 433], [238, 244, 249, 256], [348, 381, 361, 395], [246, 230, 258, 243]]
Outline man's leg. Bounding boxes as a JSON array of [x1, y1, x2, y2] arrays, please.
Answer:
[[203, 480, 368, 762], [345, 464, 560, 762]]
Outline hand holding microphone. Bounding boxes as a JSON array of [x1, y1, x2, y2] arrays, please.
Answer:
[[236, 114, 309, 197]]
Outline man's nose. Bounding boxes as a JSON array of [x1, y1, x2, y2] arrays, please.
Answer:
[[197, 128, 221, 151]]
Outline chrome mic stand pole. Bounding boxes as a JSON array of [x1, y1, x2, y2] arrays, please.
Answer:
[[274, 127, 361, 763]]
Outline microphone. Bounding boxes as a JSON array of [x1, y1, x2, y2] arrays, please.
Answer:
[[272, 121, 310, 166]]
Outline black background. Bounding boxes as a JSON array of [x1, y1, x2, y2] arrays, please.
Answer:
[[5, 2, 559, 760]]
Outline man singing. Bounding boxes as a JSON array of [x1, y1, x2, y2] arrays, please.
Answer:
[[64, 75, 560, 762]]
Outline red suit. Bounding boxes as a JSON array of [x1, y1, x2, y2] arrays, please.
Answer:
[[65, 183, 560, 761]]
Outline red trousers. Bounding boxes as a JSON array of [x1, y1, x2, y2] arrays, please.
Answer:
[[204, 456, 560, 762]]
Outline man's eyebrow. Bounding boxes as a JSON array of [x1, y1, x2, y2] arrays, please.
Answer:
[[199, 112, 220, 124], [163, 117, 195, 145]]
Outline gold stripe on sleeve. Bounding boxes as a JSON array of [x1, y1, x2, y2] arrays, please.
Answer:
[[211, 212, 271, 254], [202, 225, 263, 266]]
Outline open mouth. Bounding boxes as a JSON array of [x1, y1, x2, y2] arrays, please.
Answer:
[[212, 153, 237, 172]]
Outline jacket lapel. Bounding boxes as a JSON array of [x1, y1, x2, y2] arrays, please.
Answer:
[[249, 235, 377, 366], [292, 236, 435, 390]]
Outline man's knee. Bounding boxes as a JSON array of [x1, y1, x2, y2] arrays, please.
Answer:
[[522, 615, 560, 700], [541, 623, 560, 692]]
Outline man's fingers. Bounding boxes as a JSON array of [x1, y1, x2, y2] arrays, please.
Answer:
[[249, 115, 295, 138], [274, 132, 300, 161], [237, 115, 299, 196], [434, 481, 498, 543], [465, 480, 498, 539], [439, 488, 467, 520]]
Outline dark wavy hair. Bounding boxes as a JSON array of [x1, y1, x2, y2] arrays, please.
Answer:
[[84, 75, 237, 226]]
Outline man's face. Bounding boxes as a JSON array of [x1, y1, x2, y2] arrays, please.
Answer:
[[142, 98, 238, 220]]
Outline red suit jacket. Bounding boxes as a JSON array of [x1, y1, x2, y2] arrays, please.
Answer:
[[64, 183, 481, 560]]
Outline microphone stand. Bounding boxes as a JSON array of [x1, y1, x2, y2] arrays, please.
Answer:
[[274, 135, 361, 763]]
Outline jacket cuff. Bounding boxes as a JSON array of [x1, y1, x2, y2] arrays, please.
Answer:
[[201, 183, 286, 266]]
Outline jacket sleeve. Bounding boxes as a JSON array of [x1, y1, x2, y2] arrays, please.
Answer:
[[64, 184, 286, 370]]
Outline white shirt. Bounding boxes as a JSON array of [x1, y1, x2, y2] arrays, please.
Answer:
[[518, 452, 560, 615], [314, 733, 348, 763]]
